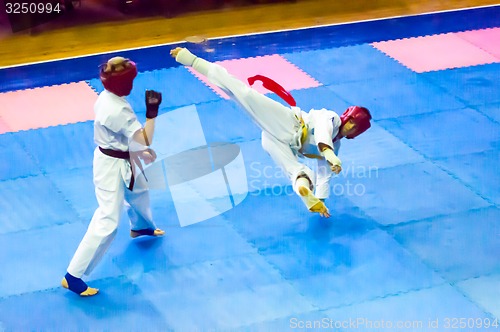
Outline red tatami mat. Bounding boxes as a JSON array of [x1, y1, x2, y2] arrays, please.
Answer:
[[0, 82, 97, 134], [372, 30, 498, 73], [456, 27, 500, 59], [0, 116, 11, 133]]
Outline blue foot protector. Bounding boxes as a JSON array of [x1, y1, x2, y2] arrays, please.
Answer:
[[63, 273, 88, 295], [132, 229, 155, 236], [130, 228, 165, 238]]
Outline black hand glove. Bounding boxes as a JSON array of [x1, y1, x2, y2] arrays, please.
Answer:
[[145, 90, 162, 119]]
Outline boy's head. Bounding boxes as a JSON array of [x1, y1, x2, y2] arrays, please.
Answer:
[[99, 57, 137, 96], [339, 106, 372, 139]]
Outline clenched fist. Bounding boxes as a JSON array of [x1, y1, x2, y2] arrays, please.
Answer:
[[145, 90, 162, 119]]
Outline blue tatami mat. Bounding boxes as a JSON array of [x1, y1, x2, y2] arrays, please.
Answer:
[[45, 166, 97, 221], [283, 44, 414, 85], [12, 121, 95, 174], [327, 73, 467, 120], [340, 161, 491, 225], [268, 227, 443, 309], [0, 276, 170, 332], [0, 174, 82, 234], [433, 148, 500, 205], [225, 183, 348, 244], [476, 102, 500, 123], [112, 216, 256, 273], [378, 108, 500, 159], [390, 206, 500, 282], [0, 132, 40, 180], [456, 273, 500, 319], [226, 191, 443, 309], [422, 63, 500, 107], [324, 284, 495, 332], [196, 99, 262, 143], [0, 222, 89, 298], [130, 254, 316, 331], [338, 122, 426, 171]]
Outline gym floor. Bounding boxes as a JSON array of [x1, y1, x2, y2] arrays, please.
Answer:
[[0, 1, 499, 331]]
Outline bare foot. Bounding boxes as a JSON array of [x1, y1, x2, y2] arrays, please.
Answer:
[[170, 47, 183, 58]]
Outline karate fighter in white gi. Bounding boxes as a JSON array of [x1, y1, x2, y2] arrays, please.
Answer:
[[170, 47, 371, 218], [62, 56, 165, 296]]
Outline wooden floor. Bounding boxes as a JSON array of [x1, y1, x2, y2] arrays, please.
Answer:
[[0, 0, 498, 67]]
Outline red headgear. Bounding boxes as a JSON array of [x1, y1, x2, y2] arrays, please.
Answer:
[[340, 106, 372, 139], [99, 58, 137, 97]]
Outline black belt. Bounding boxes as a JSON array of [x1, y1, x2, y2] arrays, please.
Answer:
[[99, 147, 130, 159], [99, 147, 145, 190]]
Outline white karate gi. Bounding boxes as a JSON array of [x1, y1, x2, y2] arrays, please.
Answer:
[[67, 90, 157, 278], [194, 60, 342, 200]]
